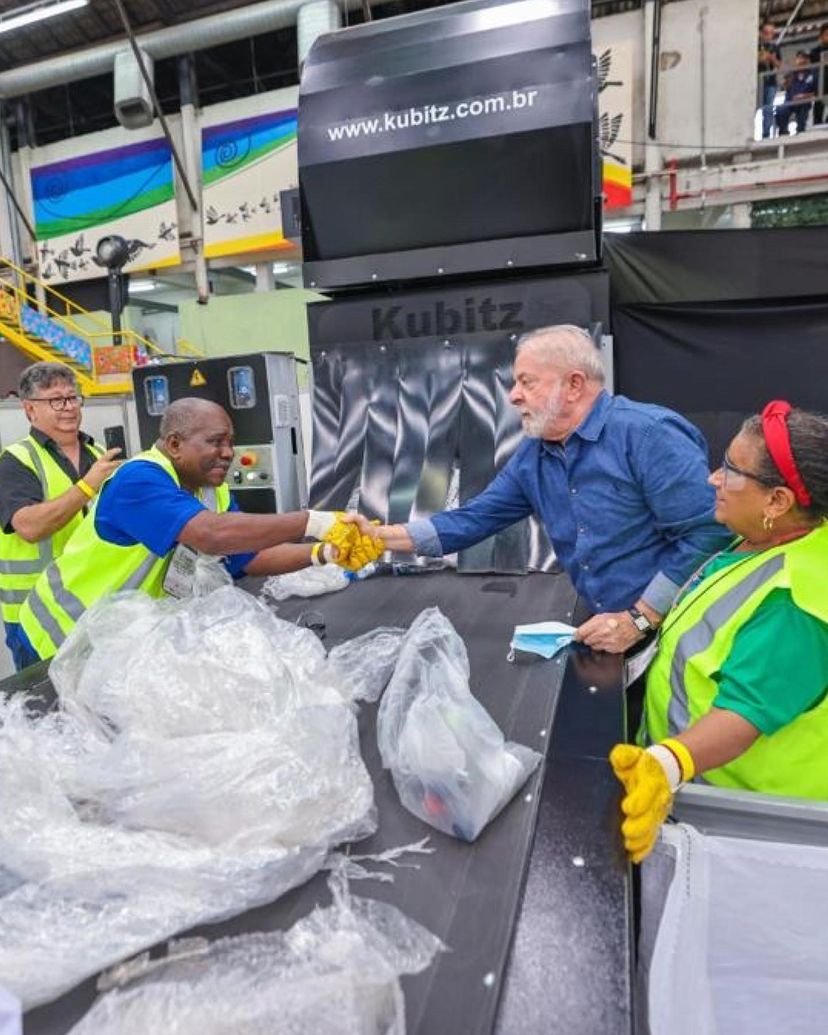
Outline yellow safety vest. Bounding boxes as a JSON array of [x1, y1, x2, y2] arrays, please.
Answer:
[[645, 523, 828, 798], [0, 434, 103, 625], [19, 446, 231, 660]]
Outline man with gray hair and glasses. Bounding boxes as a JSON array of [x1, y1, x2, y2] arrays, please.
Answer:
[[0, 361, 122, 669], [358, 324, 730, 655]]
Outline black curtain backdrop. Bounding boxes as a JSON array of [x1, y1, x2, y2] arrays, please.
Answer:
[[605, 227, 828, 462]]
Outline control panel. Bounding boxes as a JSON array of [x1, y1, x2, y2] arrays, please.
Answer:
[[227, 443, 275, 490]]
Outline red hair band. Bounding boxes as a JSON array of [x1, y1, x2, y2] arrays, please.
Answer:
[[761, 400, 812, 508]]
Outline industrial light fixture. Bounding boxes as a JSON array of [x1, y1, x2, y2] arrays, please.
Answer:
[[95, 235, 130, 346], [0, 0, 88, 36]]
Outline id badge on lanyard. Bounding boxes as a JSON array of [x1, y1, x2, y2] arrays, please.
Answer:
[[162, 487, 220, 598], [623, 635, 660, 689], [162, 543, 199, 599]]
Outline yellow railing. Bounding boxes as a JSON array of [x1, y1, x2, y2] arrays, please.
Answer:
[[0, 256, 203, 383], [175, 336, 204, 358]]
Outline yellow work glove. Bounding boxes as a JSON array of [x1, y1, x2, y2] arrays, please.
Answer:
[[609, 739, 695, 863], [323, 518, 385, 572]]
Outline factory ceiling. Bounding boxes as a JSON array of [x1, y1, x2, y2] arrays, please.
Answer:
[[6, 0, 828, 146]]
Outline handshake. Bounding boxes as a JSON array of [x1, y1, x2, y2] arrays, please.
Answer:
[[305, 510, 388, 572]]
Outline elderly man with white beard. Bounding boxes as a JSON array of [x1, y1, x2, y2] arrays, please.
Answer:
[[355, 324, 729, 654]]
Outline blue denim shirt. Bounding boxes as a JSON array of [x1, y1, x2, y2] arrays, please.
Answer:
[[408, 392, 730, 614]]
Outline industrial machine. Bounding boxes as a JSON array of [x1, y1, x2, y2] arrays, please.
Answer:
[[298, 0, 602, 289], [298, 0, 608, 573], [132, 352, 307, 514]]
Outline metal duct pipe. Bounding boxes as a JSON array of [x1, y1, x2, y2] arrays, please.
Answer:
[[0, 0, 360, 98]]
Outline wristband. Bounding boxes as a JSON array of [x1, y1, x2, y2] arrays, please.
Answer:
[[660, 737, 696, 783], [311, 542, 326, 567], [645, 744, 682, 793], [76, 478, 95, 500]]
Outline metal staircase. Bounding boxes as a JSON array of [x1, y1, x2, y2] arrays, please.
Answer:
[[0, 258, 202, 396]]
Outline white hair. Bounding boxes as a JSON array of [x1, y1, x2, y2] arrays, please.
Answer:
[[516, 324, 605, 384]]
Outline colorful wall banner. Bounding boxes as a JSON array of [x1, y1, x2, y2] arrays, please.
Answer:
[[201, 104, 298, 259], [598, 41, 634, 210], [30, 135, 180, 285]]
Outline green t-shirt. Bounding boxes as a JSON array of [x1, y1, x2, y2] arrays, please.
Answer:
[[692, 549, 828, 736]]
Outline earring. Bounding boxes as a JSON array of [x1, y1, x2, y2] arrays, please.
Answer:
[[763, 514, 774, 532]]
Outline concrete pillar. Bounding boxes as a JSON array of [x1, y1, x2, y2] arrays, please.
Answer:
[[177, 55, 209, 305], [297, 0, 342, 66], [730, 202, 752, 229], [255, 262, 275, 292], [643, 1, 662, 231]]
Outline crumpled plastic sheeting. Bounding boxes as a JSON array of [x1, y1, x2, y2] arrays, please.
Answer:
[[328, 628, 406, 704], [68, 870, 443, 1035], [261, 564, 350, 602], [0, 586, 376, 1009], [50, 586, 347, 738], [378, 607, 542, 842]]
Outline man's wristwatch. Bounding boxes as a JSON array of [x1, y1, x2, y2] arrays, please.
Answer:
[[627, 605, 655, 633]]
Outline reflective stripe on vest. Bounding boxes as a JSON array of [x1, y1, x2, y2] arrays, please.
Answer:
[[666, 553, 785, 733], [19, 448, 230, 657], [0, 436, 102, 624]]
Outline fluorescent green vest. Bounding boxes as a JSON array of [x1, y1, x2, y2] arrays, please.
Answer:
[[0, 435, 103, 624], [645, 523, 828, 799], [19, 446, 231, 660]]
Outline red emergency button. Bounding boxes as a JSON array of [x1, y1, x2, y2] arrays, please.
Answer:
[[239, 452, 257, 467]]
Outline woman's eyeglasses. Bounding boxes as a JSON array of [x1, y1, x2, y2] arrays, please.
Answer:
[[720, 452, 778, 489]]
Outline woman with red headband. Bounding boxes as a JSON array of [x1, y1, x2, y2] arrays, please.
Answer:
[[611, 401, 828, 862]]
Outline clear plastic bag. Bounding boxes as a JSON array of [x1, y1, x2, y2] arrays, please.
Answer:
[[377, 608, 541, 842], [328, 628, 406, 704], [261, 565, 350, 602], [0, 586, 375, 1009], [67, 871, 442, 1035]]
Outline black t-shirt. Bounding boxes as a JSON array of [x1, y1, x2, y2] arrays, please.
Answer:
[[0, 428, 98, 533], [758, 40, 781, 83]]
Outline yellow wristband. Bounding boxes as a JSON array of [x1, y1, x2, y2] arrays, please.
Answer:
[[311, 542, 326, 567], [76, 478, 95, 500], [661, 737, 696, 782]]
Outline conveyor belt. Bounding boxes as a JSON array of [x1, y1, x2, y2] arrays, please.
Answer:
[[5, 570, 632, 1035]]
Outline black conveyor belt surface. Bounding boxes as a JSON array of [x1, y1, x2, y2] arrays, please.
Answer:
[[9, 570, 632, 1035]]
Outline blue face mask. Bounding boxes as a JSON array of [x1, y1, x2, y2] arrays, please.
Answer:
[[508, 621, 575, 661]]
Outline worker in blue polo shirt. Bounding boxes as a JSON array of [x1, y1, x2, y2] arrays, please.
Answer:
[[17, 397, 383, 666], [349, 325, 730, 655]]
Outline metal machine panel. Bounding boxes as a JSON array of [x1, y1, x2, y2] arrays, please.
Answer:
[[298, 0, 600, 290], [131, 353, 307, 513], [308, 271, 609, 572]]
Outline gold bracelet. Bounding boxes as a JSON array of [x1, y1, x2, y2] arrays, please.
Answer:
[[75, 478, 95, 500]]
